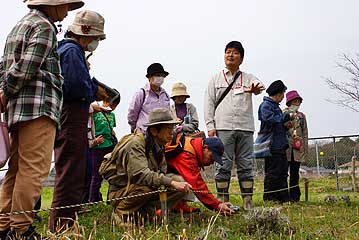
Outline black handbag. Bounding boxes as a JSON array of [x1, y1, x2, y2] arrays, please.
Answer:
[[101, 112, 118, 146]]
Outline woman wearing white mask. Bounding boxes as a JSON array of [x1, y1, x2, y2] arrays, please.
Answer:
[[128, 63, 171, 133], [283, 90, 308, 202], [49, 10, 106, 232]]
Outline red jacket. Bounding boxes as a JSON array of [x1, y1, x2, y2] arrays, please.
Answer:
[[166, 137, 221, 210]]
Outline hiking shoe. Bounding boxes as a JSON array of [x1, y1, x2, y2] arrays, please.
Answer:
[[6, 226, 41, 240], [173, 200, 200, 213], [0, 229, 9, 240]]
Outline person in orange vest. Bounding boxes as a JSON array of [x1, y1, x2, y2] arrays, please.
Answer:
[[165, 136, 235, 215]]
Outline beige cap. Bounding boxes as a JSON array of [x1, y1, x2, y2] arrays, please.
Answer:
[[146, 108, 181, 127], [26, 0, 84, 11], [68, 10, 106, 40], [171, 82, 190, 98]]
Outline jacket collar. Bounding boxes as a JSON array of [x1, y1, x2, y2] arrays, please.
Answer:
[[264, 96, 279, 105], [30, 9, 58, 34]]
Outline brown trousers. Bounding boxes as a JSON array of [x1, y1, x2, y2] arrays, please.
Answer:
[[48, 102, 89, 232], [0, 117, 56, 232]]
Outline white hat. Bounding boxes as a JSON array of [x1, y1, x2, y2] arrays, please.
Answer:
[[171, 82, 190, 98], [67, 10, 106, 40], [26, 0, 84, 11]]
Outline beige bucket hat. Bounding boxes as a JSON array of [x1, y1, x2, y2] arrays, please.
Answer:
[[171, 82, 190, 98], [68, 10, 106, 40], [26, 0, 84, 11], [146, 108, 181, 127]]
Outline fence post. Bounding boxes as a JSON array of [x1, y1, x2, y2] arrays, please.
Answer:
[[159, 186, 168, 225], [304, 178, 309, 202], [332, 137, 339, 191], [352, 155, 357, 192], [315, 141, 321, 176]]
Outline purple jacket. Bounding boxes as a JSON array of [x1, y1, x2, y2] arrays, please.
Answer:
[[127, 83, 170, 133]]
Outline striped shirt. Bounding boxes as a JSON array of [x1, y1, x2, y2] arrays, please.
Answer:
[[0, 9, 63, 129]]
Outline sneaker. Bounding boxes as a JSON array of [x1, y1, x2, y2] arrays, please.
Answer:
[[6, 226, 41, 240], [173, 200, 200, 213], [0, 229, 9, 240]]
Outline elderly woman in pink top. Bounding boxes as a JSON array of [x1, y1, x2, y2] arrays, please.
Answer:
[[128, 63, 171, 133], [283, 90, 308, 202]]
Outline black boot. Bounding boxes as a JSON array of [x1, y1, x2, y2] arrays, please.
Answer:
[[216, 181, 230, 202], [0, 229, 9, 240], [6, 226, 41, 240], [239, 180, 254, 210]]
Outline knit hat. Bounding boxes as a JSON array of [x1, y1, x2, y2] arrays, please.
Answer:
[[266, 80, 287, 96], [146, 63, 169, 78], [286, 90, 303, 106], [67, 10, 106, 40], [204, 137, 224, 165], [146, 108, 180, 126], [26, 0, 84, 11], [171, 82, 190, 98]]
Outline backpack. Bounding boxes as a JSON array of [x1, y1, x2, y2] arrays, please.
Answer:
[[139, 87, 170, 107], [99, 133, 145, 185], [165, 132, 196, 159]]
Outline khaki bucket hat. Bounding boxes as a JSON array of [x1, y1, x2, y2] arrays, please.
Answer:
[[26, 0, 84, 11], [68, 10, 106, 40], [171, 82, 190, 98], [146, 108, 181, 127]]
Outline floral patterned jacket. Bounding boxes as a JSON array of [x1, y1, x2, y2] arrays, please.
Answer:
[[283, 108, 309, 162]]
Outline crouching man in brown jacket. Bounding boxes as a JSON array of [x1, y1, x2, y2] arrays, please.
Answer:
[[106, 108, 192, 220]]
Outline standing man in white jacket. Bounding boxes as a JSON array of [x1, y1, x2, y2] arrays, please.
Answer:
[[204, 41, 265, 210]]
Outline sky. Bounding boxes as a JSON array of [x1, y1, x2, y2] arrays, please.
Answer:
[[1, 0, 358, 138]]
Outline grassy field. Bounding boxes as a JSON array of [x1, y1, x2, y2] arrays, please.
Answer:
[[35, 177, 359, 239]]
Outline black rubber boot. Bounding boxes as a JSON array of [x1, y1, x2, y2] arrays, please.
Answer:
[[239, 180, 254, 210], [216, 181, 230, 202]]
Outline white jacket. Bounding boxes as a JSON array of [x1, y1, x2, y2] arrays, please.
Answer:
[[204, 69, 264, 132]]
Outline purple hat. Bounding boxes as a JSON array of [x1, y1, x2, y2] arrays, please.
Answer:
[[204, 137, 224, 165], [286, 90, 303, 106]]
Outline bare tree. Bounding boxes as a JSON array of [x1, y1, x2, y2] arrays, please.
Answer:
[[325, 54, 359, 112]]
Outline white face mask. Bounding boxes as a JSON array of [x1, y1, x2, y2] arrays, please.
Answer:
[[289, 105, 300, 112], [87, 40, 99, 52], [153, 76, 164, 87]]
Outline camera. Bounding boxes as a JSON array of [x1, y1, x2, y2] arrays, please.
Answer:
[[229, 205, 240, 212]]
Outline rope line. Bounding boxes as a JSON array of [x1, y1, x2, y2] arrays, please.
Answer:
[[0, 189, 167, 217], [0, 182, 342, 217]]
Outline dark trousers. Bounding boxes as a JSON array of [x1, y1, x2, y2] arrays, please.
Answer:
[[49, 102, 89, 232], [289, 155, 301, 202], [89, 146, 113, 202], [82, 147, 93, 203], [34, 197, 41, 211], [263, 151, 289, 203]]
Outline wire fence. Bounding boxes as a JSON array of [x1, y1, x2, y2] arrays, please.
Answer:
[[254, 134, 359, 192]]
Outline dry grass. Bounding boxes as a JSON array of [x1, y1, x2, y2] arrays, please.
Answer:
[[35, 178, 359, 239]]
